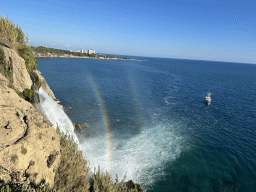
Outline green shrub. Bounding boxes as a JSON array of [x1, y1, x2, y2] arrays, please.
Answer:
[[30, 71, 41, 91], [38, 132, 43, 139], [54, 126, 91, 191], [29, 160, 35, 166], [90, 167, 145, 192], [0, 183, 54, 192], [10, 155, 18, 163], [21, 145, 27, 155], [0, 47, 7, 67], [13, 86, 24, 98], [21, 45, 39, 73], [23, 89, 34, 103], [0, 47, 12, 83], [4, 67, 11, 80], [22, 88, 40, 104]]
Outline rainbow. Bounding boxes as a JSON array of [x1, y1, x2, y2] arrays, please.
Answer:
[[86, 73, 112, 171], [84, 68, 144, 173]]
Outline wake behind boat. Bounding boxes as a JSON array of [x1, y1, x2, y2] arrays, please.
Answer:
[[205, 92, 212, 105]]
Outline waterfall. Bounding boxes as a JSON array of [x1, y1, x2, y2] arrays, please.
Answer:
[[34, 87, 79, 145]]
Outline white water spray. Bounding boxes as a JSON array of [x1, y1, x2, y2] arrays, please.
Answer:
[[79, 121, 186, 187], [35, 87, 79, 145]]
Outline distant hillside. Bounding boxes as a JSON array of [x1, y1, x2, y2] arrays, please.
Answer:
[[31, 46, 131, 60], [31, 46, 86, 57]]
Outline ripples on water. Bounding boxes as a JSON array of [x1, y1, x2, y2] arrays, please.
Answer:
[[37, 57, 256, 191]]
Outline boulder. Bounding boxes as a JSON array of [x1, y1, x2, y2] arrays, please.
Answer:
[[73, 122, 89, 131]]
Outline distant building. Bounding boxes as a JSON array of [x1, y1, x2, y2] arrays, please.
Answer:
[[80, 48, 83, 53], [88, 49, 95, 54]]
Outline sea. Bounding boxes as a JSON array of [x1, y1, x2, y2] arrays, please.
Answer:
[[36, 56, 256, 192]]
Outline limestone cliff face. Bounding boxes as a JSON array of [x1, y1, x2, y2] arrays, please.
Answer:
[[0, 47, 62, 188], [0, 45, 32, 92], [0, 44, 63, 106]]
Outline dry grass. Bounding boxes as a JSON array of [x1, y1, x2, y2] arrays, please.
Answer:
[[0, 15, 27, 51]]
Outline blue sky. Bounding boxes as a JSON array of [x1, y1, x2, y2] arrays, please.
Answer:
[[1, 0, 255, 63]]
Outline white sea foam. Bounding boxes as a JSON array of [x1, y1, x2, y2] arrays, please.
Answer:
[[35, 87, 79, 145], [79, 121, 185, 187]]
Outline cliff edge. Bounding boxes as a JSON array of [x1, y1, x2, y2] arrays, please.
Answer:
[[0, 44, 61, 188]]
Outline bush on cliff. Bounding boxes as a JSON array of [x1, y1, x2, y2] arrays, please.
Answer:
[[0, 16, 39, 75], [30, 71, 41, 91], [0, 47, 7, 67], [22, 88, 40, 105], [0, 47, 12, 83], [20, 45, 38, 73], [0, 182, 52, 192], [54, 125, 91, 191]]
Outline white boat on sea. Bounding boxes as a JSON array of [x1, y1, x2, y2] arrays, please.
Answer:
[[205, 92, 212, 105]]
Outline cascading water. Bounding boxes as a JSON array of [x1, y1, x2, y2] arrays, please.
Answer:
[[34, 87, 79, 145]]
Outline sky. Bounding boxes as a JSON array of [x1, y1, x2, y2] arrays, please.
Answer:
[[0, 0, 255, 63]]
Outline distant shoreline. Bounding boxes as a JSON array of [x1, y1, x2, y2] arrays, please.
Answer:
[[31, 46, 135, 60], [35, 56, 136, 60], [35, 55, 135, 60]]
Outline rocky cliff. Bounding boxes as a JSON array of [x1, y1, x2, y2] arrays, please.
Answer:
[[0, 45, 32, 92], [0, 45, 62, 188]]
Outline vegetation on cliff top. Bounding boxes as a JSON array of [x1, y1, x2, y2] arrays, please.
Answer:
[[0, 15, 41, 104], [0, 16, 38, 72], [0, 16, 26, 51], [0, 15, 38, 73]]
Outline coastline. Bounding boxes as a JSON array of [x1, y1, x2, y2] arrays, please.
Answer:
[[35, 55, 135, 60], [31, 46, 135, 60]]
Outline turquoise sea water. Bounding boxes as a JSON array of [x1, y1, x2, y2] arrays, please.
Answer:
[[37, 57, 256, 192]]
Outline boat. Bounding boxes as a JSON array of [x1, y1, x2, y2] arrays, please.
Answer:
[[205, 92, 211, 105]]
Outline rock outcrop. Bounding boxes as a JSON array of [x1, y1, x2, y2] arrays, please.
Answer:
[[0, 45, 32, 92], [0, 46, 62, 188]]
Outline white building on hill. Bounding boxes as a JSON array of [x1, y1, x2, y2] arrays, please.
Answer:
[[88, 49, 95, 54]]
